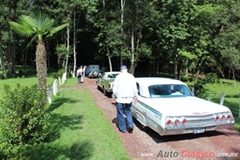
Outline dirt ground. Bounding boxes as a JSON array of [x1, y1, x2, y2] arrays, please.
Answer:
[[75, 78, 240, 160]]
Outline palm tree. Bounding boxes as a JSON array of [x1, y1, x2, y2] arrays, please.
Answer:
[[8, 11, 68, 102]]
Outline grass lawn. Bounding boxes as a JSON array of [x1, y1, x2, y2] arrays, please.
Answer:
[[0, 68, 239, 159], [203, 79, 240, 131], [29, 78, 129, 160]]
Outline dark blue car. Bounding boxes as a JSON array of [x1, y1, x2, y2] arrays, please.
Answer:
[[85, 65, 101, 78]]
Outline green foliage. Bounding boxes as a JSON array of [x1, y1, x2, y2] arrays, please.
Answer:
[[100, 66, 108, 73], [181, 76, 192, 82], [193, 78, 207, 98], [205, 72, 219, 84], [8, 11, 68, 46], [212, 3, 240, 73], [52, 69, 66, 79], [193, 73, 219, 98], [58, 69, 65, 76], [0, 84, 54, 159]]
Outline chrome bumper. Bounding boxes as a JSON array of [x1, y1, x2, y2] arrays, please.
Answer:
[[158, 122, 235, 136]]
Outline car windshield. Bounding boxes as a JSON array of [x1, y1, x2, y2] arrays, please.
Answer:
[[88, 65, 99, 69], [107, 73, 119, 79], [148, 84, 192, 98]]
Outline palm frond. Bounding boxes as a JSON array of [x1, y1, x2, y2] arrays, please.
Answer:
[[8, 20, 34, 37], [9, 11, 68, 42], [27, 34, 38, 48], [48, 23, 69, 37], [29, 11, 54, 32]]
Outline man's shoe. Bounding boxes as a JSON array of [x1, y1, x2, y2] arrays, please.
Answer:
[[127, 127, 133, 133], [119, 128, 126, 133]]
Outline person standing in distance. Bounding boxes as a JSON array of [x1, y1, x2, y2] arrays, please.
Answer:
[[112, 65, 138, 133], [76, 66, 82, 83], [82, 66, 86, 78]]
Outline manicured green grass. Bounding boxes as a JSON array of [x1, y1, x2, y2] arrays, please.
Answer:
[[203, 79, 240, 131], [62, 77, 79, 87], [0, 77, 55, 97], [0, 70, 239, 159], [30, 78, 129, 160], [0, 68, 129, 159]]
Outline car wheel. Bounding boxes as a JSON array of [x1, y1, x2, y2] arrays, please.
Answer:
[[103, 88, 108, 96], [97, 85, 101, 90], [140, 124, 150, 131]]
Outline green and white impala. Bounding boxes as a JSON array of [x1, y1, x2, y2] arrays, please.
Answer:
[[96, 71, 120, 96]]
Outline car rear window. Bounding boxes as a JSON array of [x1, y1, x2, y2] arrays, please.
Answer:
[[148, 84, 192, 98]]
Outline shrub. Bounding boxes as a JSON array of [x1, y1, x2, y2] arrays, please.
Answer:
[[193, 78, 208, 98], [204, 72, 219, 84], [181, 76, 190, 82], [0, 84, 54, 158], [58, 69, 65, 77], [52, 69, 65, 79]]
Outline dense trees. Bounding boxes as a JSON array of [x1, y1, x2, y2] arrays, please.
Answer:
[[0, 0, 239, 80]]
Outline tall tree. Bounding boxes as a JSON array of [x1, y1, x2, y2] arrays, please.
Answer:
[[212, 3, 240, 80], [92, 0, 121, 71], [121, 0, 152, 74], [8, 11, 68, 100]]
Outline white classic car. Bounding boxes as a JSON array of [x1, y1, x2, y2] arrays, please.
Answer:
[[96, 71, 120, 96], [132, 77, 235, 136]]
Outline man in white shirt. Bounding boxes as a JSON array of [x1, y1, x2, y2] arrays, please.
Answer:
[[82, 66, 86, 78], [76, 67, 82, 83], [112, 65, 138, 133]]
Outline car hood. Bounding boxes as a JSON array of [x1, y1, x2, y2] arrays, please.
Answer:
[[142, 96, 231, 116]]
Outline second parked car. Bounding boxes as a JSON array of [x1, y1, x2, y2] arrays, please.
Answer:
[[96, 71, 120, 96]]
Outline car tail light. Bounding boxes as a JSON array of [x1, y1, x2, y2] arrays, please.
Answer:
[[226, 114, 231, 119], [221, 115, 225, 120], [215, 115, 219, 121], [175, 119, 179, 124], [182, 119, 187, 124], [166, 119, 171, 125]]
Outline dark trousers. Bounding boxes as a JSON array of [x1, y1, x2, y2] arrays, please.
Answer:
[[78, 75, 81, 83], [116, 102, 133, 132]]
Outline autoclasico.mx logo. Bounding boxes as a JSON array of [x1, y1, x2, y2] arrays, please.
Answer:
[[140, 150, 239, 159]]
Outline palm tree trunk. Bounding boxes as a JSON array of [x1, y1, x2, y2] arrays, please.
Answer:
[[36, 41, 47, 103]]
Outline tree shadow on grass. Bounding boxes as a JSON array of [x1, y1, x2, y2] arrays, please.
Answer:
[[27, 95, 92, 159], [50, 113, 83, 131], [47, 97, 80, 112], [30, 141, 94, 160], [43, 97, 85, 146]]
